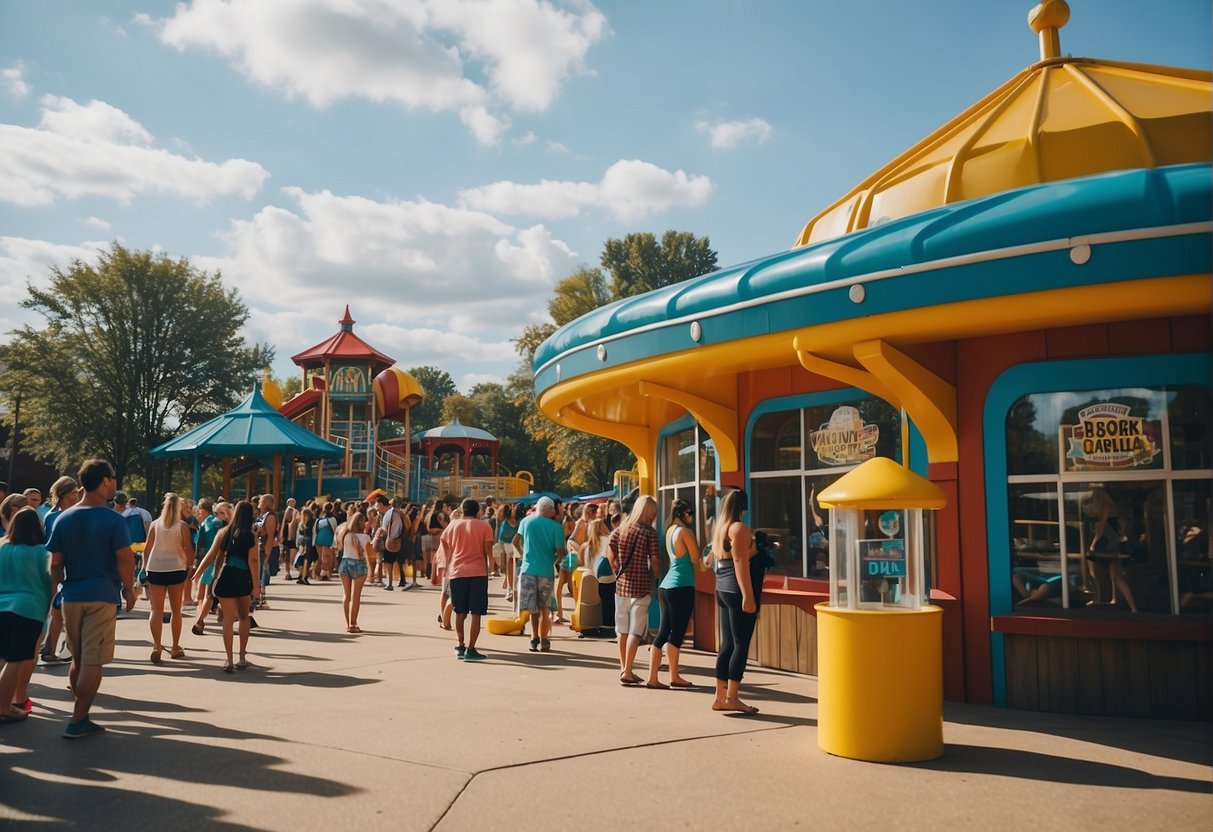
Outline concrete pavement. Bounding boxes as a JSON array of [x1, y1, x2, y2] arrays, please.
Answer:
[[1, 575, 1209, 831]]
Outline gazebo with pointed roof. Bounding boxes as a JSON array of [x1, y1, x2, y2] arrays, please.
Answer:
[[149, 385, 344, 500], [279, 307, 400, 496], [414, 419, 499, 478], [290, 305, 395, 373]]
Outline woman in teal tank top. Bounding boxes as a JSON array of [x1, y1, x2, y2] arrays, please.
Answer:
[[646, 499, 702, 688]]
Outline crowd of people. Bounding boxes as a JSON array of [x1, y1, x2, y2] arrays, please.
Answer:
[[0, 461, 767, 739]]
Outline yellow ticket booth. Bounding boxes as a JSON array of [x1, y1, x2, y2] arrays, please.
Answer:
[[816, 457, 947, 762]]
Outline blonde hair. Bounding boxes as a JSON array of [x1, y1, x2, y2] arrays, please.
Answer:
[[712, 489, 748, 556], [587, 517, 610, 551], [160, 492, 181, 527], [620, 495, 658, 537]]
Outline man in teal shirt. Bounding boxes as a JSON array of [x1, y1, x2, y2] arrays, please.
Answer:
[[512, 497, 566, 653]]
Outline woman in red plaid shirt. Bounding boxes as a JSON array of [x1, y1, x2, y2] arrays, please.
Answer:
[[608, 496, 660, 686]]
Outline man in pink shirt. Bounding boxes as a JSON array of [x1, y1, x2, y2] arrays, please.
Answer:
[[438, 498, 495, 661]]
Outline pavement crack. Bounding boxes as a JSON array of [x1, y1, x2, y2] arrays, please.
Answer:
[[428, 725, 792, 831]]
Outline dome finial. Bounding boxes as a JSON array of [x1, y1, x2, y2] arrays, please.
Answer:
[[1028, 0, 1070, 61]]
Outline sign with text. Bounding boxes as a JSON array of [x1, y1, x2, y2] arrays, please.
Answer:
[[810, 405, 880, 466], [859, 538, 906, 578], [1062, 402, 1160, 471]]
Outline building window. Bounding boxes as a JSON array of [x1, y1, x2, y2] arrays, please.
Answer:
[[1006, 385, 1211, 615], [749, 395, 902, 578], [657, 422, 719, 547]]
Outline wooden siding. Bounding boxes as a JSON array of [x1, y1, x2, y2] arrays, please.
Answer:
[[1004, 633, 1210, 720]]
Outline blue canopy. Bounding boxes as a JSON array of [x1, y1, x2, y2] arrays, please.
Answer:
[[150, 386, 344, 459], [149, 385, 344, 500]]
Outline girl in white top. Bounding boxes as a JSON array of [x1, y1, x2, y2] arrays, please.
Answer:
[[336, 512, 371, 633], [143, 492, 194, 663]]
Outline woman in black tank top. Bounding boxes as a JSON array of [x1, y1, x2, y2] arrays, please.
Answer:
[[710, 489, 761, 715]]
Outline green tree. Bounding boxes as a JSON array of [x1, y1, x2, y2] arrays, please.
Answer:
[[0, 244, 271, 497], [513, 229, 719, 492], [441, 393, 477, 425], [468, 379, 553, 483], [601, 230, 718, 299], [549, 267, 610, 326], [407, 365, 457, 432]]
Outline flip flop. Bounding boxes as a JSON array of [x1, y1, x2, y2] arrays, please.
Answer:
[[170, 647, 186, 659], [644, 681, 669, 689], [670, 680, 694, 688], [191, 623, 205, 636], [712, 702, 760, 714], [235, 659, 250, 670], [619, 673, 642, 686], [150, 647, 163, 664]]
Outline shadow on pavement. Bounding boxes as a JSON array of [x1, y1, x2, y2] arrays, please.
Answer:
[[0, 707, 356, 827], [943, 702, 1213, 767], [913, 743, 1211, 793]]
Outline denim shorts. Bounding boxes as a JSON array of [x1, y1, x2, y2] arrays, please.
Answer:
[[338, 558, 368, 580]]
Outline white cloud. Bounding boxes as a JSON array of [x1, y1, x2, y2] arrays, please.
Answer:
[[696, 117, 772, 149], [546, 141, 570, 154], [0, 236, 108, 300], [458, 159, 712, 222], [149, 0, 607, 146], [205, 186, 579, 333], [0, 95, 270, 206], [514, 131, 538, 146], [83, 217, 113, 231], [2, 62, 30, 101]]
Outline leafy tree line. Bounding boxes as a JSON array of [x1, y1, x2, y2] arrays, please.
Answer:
[[0, 244, 270, 500], [1, 231, 717, 499], [430, 230, 718, 494]]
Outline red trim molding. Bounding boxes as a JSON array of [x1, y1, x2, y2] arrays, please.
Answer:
[[992, 614, 1211, 641]]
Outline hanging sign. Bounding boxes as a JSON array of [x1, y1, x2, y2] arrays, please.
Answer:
[[1063, 402, 1160, 471], [810, 406, 880, 466]]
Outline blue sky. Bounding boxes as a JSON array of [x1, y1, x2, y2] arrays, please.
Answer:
[[1, 0, 1209, 393]]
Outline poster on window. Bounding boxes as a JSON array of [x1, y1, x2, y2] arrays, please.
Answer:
[[1062, 402, 1161, 471], [810, 406, 880, 466], [859, 538, 906, 577]]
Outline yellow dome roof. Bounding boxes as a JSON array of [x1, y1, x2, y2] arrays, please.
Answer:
[[817, 457, 947, 510], [794, 2, 1211, 247]]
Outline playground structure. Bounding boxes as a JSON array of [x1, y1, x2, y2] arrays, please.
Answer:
[[274, 307, 533, 503]]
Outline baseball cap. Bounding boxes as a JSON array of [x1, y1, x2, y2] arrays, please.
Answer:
[[536, 496, 555, 514]]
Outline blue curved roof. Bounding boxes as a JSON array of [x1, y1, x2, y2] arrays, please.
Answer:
[[533, 164, 1211, 396], [149, 386, 344, 459]]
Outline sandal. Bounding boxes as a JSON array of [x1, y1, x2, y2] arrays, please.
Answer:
[[348, 625, 362, 633], [191, 623, 205, 636], [670, 679, 694, 688], [150, 646, 163, 664], [644, 681, 669, 689], [222, 663, 234, 674], [235, 659, 250, 670], [170, 646, 186, 659], [619, 673, 642, 686]]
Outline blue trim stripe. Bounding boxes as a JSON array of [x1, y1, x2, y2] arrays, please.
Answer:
[[535, 165, 1211, 396]]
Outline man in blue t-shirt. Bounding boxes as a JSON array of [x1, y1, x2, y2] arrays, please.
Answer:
[[512, 496, 566, 653], [48, 459, 136, 740]]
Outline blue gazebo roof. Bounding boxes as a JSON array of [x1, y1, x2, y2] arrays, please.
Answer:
[[150, 386, 344, 459]]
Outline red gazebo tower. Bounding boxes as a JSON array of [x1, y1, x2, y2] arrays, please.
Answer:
[[282, 306, 395, 494]]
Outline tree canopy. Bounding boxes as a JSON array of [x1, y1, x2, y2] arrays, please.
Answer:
[[406, 365, 457, 432], [601, 230, 718, 299], [0, 243, 271, 494], [512, 229, 719, 493]]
